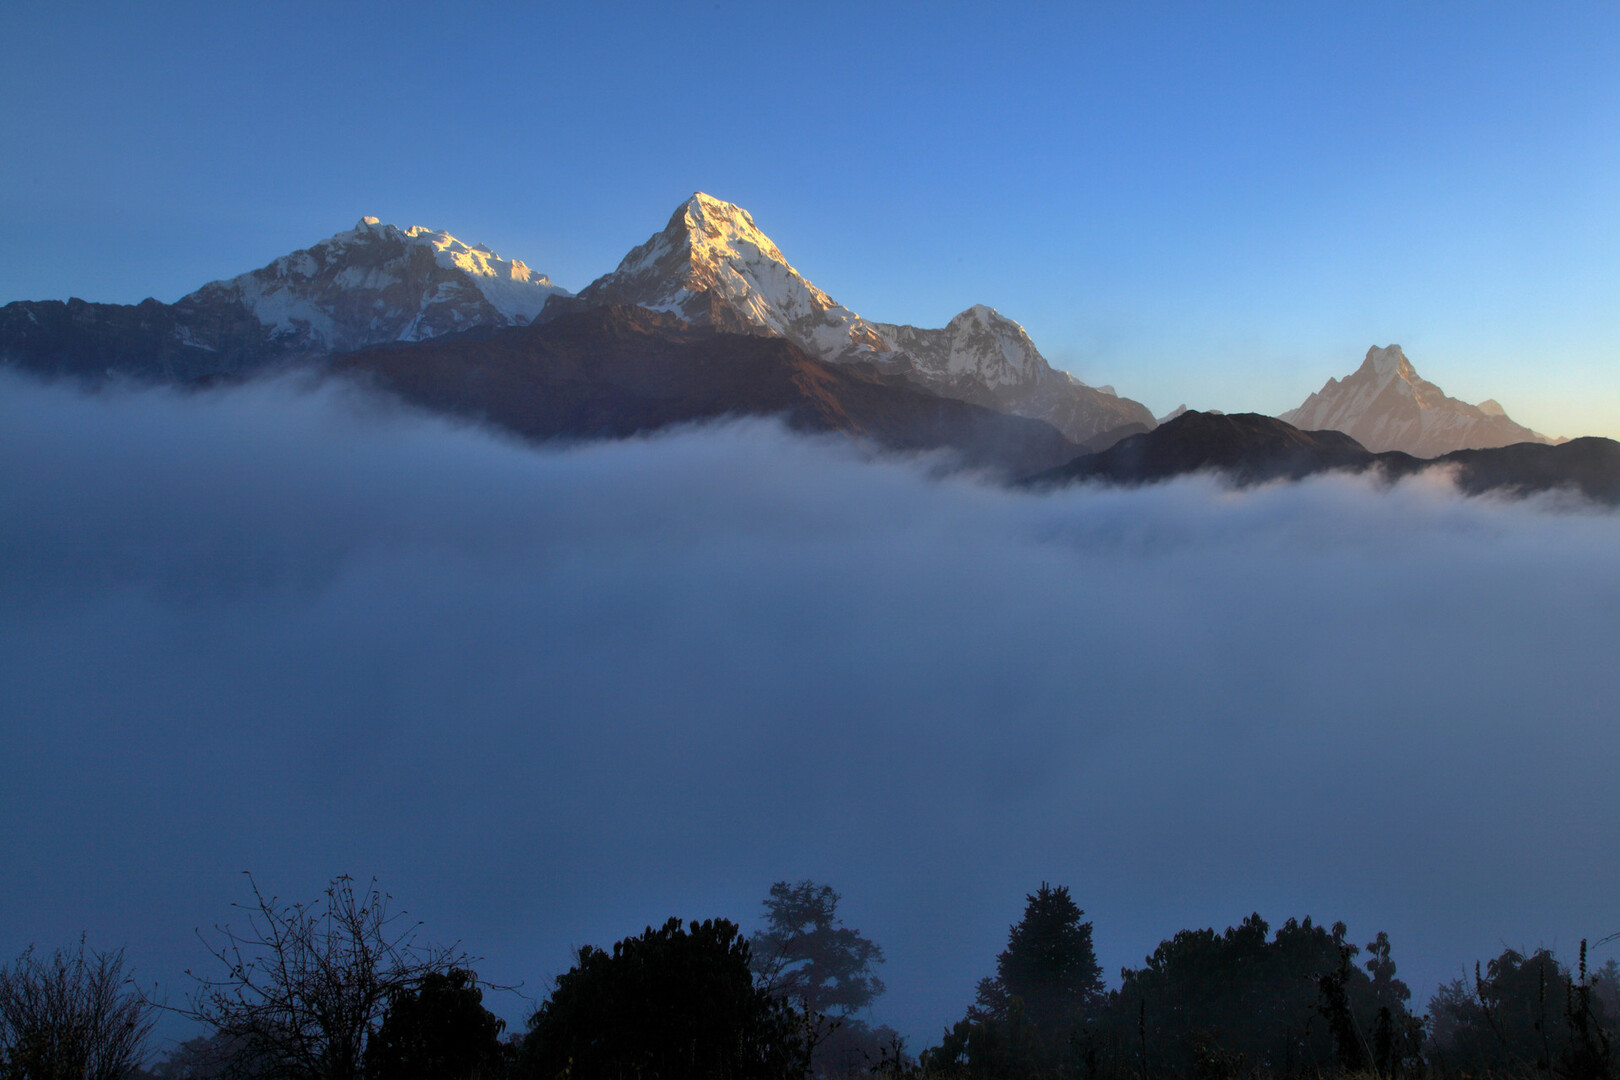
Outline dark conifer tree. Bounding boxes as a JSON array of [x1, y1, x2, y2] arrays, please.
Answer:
[[974, 882, 1103, 1038], [364, 970, 505, 1080], [520, 918, 803, 1080]]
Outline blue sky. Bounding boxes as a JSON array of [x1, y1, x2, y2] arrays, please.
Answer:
[[4, 1, 1617, 435]]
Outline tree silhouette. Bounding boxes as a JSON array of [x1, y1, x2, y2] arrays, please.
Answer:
[[1427, 946, 1613, 1076], [975, 882, 1102, 1037], [748, 881, 885, 1017], [363, 970, 505, 1080], [931, 883, 1103, 1074], [183, 875, 469, 1080], [521, 917, 803, 1080]]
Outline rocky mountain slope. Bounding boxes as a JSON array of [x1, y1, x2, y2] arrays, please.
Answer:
[[339, 305, 1082, 478], [564, 193, 1153, 442], [0, 219, 569, 381], [1280, 345, 1551, 458]]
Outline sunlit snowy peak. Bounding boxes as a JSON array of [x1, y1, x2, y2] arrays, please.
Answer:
[[183, 217, 571, 353], [575, 193, 1154, 441]]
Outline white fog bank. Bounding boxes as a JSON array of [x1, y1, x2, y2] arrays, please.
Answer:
[[2, 373, 1617, 1046]]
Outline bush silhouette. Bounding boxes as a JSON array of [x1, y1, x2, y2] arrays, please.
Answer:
[[521, 917, 803, 1080], [364, 970, 505, 1080]]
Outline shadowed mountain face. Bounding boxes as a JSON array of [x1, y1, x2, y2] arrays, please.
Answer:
[[1036, 411, 1383, 486], [1031, 410, 1620, 503], [1438, 438, 1620, 501], [0, 296, 276, 383], [1076, 422, 1152, 454], [336, 306, 1083, 478]]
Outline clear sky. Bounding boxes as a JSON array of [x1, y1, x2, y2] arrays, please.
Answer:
[[4, 1, 1617, 435]]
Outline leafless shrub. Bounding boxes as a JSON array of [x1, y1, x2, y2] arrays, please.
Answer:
[[181, 875, 469, 1080], [0, 937, 154, 1080]]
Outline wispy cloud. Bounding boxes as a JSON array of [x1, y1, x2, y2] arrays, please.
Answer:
[[2, 373, 1618, 1045]]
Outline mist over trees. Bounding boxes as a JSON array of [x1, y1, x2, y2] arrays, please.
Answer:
[[8, 378, 1620, 1072], [748, 881, 899, 1076], [7, 873, 1620, 1080], [1426, 945, 1619, 1079], [930, 883, 1104, 1072]]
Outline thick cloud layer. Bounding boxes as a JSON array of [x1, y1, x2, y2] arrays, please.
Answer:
[[3, 373, 1618, 1048]]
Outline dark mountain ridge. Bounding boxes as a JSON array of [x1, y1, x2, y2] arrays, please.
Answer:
[[1031, 410, 1620, 503], [335, 305, 1084, 478], [0, 295, 282, 383]]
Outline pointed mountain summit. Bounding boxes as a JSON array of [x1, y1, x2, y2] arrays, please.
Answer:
[[1280, 344, 1552, 458], [570, 193, 1153, 442], [573, 192, 887, 353], [1157, 405, 1189, 425]]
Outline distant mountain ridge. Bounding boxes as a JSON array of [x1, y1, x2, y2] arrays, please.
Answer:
[[0, 200, 1582, 467], [0, 194, 1150, 445], [1280, 344, 1552, 458], [1032, 410, 1620, 503]]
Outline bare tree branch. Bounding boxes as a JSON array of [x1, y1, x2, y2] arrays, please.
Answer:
[[0, 936, 155, 1080], [179, 875, 471, 1080]]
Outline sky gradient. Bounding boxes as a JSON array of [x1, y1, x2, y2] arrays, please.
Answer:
[[3, 1, 1617, 437]]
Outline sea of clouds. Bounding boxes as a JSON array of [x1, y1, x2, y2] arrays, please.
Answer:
[[3, 371, 1618, 1047]]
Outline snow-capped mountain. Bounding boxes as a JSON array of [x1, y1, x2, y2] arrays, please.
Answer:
[[868, 304, 1051, 388], [571, 193, 886, 353], [1, 218, 570, 381], [1280, 345, 1551, 458], [570, 193, 1153, 441], [183, 217, 571, 353]]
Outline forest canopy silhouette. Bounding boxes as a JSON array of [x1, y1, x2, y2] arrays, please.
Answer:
[[6, 874, 1617, 1080]]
